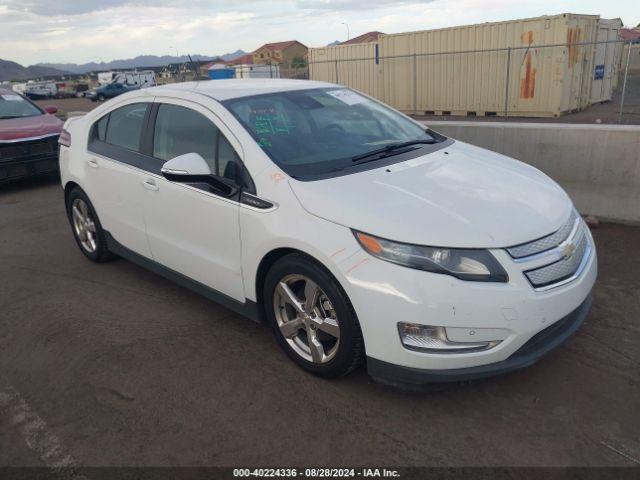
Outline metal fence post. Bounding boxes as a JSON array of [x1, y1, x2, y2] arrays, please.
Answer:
[[413, 54, 417, 115], [618, 41, 632, 124], [504, 47, 511, 118]]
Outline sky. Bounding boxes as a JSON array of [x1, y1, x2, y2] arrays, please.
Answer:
[[0, 0, 638, 65]]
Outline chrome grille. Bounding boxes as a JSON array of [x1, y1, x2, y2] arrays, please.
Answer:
[[506, 210, 578, 259], [524, 226, 589, 289]]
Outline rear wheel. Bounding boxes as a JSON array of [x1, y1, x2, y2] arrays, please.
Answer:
[[97, 94, 105, 102], [264, 254, 364, 378], [66, 187, 114, 262]]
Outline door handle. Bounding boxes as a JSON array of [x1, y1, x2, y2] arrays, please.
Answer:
[[142, 178, 159, 191], [87, 158, 99, 168]]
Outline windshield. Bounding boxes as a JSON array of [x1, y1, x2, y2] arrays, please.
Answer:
[[0, 93, 43, 119], [223, 88, 444, 178]]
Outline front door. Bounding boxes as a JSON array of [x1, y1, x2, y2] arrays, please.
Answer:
[[139, 99, 246, 301]]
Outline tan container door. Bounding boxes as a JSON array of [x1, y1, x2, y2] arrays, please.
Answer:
[[590, 26, 613, 103]]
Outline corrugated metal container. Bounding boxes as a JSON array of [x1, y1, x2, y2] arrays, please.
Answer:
[[208, 65, 235, 80], [622, 44, 640, 74], [309, 42, 381, 99], [589, 18, 623, 102], [309, 14, 622, 117]]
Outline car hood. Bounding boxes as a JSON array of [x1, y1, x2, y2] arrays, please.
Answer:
[[289, 141, 573, 248], [0, 114, 63, 142]]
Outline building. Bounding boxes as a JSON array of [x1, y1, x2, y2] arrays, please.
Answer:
[[621, 27, 640, 43], [252, 40, 308, 67], [229, 54, 254, 66], [341, 31, 384, 45]]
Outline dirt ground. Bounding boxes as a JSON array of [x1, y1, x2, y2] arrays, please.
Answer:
[[34, 96, 96, 116], [0, 178, 639, 470]]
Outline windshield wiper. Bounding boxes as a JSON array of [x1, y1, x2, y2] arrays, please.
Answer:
[[351, 140, 438, 163]]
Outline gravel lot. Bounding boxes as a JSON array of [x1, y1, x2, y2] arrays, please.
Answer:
[[0, 179, 639, 469]]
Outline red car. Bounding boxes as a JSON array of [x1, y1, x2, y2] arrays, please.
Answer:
[[0, 88, 63, 183]]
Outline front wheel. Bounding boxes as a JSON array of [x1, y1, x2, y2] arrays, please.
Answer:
[[264, 253, 364, 378]]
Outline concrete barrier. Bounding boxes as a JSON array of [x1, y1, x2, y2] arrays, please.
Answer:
[[423, 121, 640, 225]]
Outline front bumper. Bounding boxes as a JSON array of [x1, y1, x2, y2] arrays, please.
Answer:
[[368, 292, 593, 388], [335, 222, 597, 382], [0, 135, 60, 182]]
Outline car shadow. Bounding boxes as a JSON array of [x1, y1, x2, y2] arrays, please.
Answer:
[[0, 174, 60, 196]]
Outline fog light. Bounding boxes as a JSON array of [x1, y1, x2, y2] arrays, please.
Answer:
[[398, 322, 501, 353]]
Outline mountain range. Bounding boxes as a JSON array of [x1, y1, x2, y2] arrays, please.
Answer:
[[0, 50, 248, 81], [35, 51, 247, 74], [0, 59, 68, 82]]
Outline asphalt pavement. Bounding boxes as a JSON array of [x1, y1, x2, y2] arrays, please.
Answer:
[[1, 179, 639, 469]]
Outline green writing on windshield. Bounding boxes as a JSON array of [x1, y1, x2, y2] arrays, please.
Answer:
[[254, 113, 293, 136]]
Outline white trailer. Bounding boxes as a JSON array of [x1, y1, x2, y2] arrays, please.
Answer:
[[234, 64, 280, 79], [11, 83, 27, 94], [98, 70, 156, 87]]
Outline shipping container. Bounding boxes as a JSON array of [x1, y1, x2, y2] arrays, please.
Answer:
[[309, 42, 381, 99], [309, 14, 623, 117], [208, 64, 235, 80], [621, 44, 640, 74], [590, 18, 623, 103]]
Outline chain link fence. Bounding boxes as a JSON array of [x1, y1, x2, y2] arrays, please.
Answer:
[[308, 40, 638, 124]]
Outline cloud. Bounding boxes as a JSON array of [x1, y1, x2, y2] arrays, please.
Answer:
[[0, 0, 249, 16], [1, 0, 638, 65], [296, 0, 433, 10]]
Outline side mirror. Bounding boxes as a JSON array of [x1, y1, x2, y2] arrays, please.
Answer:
[[44, 105, 58, 115], [161, 152, 237, 197]]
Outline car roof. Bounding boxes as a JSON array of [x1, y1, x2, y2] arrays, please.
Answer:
[[148, 79, 338, 101]]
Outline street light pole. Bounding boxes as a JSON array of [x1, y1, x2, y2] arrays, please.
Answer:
[[341, 22, 350, 41], [169, 46, 181, 81]]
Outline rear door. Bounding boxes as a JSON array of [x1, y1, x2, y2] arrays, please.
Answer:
[[85, 100, 153, 258], [138, 98, 248, 301]]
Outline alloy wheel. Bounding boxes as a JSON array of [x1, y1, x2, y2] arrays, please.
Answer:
[[71, 198, 98, 253], [273, 274, 341, 364]]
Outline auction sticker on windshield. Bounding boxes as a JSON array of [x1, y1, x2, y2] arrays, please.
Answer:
[[326, 89, 365, 106], [1, 94, 23, 101]]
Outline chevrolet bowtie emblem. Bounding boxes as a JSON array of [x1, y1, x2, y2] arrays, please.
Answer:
[[562, 242, 577, 260]]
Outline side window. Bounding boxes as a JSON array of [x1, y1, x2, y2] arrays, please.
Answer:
[[153, 104, 245, 184], [153, 104, 218, 172], [95, 115, 109, 141], [218, 133, 241, 181], [104, 103, 147, 151]]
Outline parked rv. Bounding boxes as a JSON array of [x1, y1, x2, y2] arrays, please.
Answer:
[[98, 71, 156, 87]]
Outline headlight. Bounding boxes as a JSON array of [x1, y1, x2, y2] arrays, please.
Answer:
[[353, 230, 508, 282]]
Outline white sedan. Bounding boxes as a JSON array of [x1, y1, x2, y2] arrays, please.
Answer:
[[59, 79, 596, 388]]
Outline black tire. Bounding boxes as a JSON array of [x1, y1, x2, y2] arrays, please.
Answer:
[[264, 253, 364, 378], [66, 187, 115, 263], [97, 94, 105, 102]]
